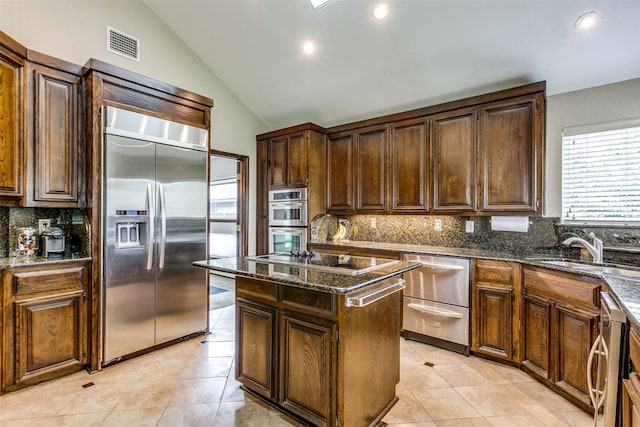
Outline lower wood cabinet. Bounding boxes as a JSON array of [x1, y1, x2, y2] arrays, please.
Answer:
[[471, 259, 521, 363], [2, 261, 89, 392], [624, 325, 640, 427], [235, 276, 401, 427], [522, 266, 601, 412]]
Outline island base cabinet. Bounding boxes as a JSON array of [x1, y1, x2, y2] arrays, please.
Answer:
[[235, 276, 402, 427], [236, 301, 277, 399], [280, 312, 336, 426]]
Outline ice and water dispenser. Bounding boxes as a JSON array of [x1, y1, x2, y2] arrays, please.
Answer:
[[114, 210, 147, 249]]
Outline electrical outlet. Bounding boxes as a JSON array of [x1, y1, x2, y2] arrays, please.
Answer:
[[466, 220, 475, 233], [370, 218, 377, 229], [434, 219, 442, 232], [38, 219, 51, 234]]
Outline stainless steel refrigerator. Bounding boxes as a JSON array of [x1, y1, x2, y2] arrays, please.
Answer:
[[102, 106, 208, 365]]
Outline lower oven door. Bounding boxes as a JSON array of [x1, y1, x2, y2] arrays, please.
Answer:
[[403, 296, 469, 346], [268, 227, 308, 253]]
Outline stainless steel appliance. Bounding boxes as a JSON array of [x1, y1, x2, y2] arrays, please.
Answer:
[[102, 106, 208, 365], [268, 226, 308, 253], [41, 227, 65, 258], [268, 188, 308, 227], [248, 251, 399, 276], [588, 291, 626, 427], [268, 188, 308, 252], [402, 254, 471, 355]]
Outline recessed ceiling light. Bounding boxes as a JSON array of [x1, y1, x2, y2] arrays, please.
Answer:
[[303, 41, 315, 55], [374, 3, 388, 20], [575, 11, 597, 29], [309, 0, 336, 10]]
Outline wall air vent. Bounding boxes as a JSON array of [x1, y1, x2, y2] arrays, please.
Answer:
[[107, 26, 140, 62]]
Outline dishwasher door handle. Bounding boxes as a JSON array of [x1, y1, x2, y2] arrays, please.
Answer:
[[416, 262, 464, 272], [407, 303, 463, 319]]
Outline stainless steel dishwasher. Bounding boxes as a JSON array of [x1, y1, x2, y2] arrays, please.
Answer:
[[402, 254, 471, 355]]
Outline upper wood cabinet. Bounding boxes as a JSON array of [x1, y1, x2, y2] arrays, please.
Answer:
[[478, 93, 544, 214], [0, 36, 26, 202], [356, 125, 389, 211], [24, 58, 84, 207], [268, 132, 309, 189], [326, 131, 355, 213], [0, 33, 84, 208], [391, 119, 429, 212], [431, 108, 477, 212]]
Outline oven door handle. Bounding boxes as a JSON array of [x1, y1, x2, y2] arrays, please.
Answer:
[[587, 334, 608, 411], [407, 303, 463, 319]]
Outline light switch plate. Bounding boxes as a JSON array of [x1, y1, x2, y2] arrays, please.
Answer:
[[434, 219, 442, 232], [38, 219, 51, 234], [466, 220, 475, 233], [370, 218, 377, 229]]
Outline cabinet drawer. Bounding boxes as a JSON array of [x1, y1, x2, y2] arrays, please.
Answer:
[[523, 268, 600, 308], [13, 265, 86, 295], [473, 260, 515, 287], [236, 277, 278, 302], [282, 286, 336, 316]]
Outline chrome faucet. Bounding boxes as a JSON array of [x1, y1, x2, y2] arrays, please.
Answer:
[[562, 232, 603, 264]]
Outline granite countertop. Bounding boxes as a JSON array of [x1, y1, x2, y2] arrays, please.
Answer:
[[0, 255, 92, 269], [311, 239, 640, 328], [193, 257, 420, 294]]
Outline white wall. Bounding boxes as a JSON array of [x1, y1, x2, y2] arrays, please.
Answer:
[[1, 0, 268, 254], [546, 78, 640, 217]]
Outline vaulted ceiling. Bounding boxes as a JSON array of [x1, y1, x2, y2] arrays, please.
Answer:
[[144, 0, 640, 131]]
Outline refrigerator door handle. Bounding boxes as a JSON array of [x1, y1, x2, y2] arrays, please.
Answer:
[[159, 183, 167, 269], [146, 183, 154, 271]]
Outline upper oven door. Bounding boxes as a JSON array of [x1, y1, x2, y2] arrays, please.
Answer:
[[269, 201, 308, 227]]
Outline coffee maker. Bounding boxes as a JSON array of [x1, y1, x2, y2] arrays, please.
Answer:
[[41, 227, 65, 258]]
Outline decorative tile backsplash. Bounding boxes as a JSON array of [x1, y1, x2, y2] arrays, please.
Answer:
[[0, 208, 90, 258], [312, 214, 640, 263]]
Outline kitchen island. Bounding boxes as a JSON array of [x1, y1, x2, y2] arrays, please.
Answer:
[[194, 254, 420, 427]]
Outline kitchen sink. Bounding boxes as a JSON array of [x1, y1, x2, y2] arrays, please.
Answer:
[[528, 258, 640, 281]]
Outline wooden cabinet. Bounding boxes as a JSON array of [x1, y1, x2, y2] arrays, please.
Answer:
[[256, 140, 270, 255], [431, 108, 477, 212], [326, 131, 356, 213], [2, 261, 89, 391], [235, 275, 401, 426], [522, 266, 601, 411], [0, 33, 84, 207], [236, 300, 277, 399], [356, 125, 389, 211], [0, 34, 26, 202], [471, 259, 521, 363], [391, 119, 428, 211], [478, 93, 544, 214], [624, 326, 640, 427], [280, 311, 337, 425], [24, 56, 84, 207]]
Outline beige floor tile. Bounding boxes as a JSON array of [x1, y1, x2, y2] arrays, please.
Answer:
[[382, 387, 432, 424], [385, 422, 437, 427], [533, 411, 600, 427], [101, 407, 166, 427], [512, 380, 584, 414], [463, 358, 534, 384], [433, 363, 489, 387], [113, 381, 175, 411], [221, 376, 247, 403], [412, 388, 481, 421], [485, 414, 548, 426], [407, 343, 470, 365], [0, 384, 83, 419], [0, 418, 52, 427], [44, 412, 111, 427], [169, 377, 228, 406], [454, 383, 537, 417], [435, 418, 493, 427], [212, 396, 278, 426], [157, 403, 219, 426], [400, 365, 451, 390], [56, 382, 133, 416]]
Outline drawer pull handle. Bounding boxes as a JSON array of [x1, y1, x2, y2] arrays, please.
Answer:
[[407, 303, 463, 319]]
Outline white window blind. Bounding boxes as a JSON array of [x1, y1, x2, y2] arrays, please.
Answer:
[[562, 121, 640, 223]]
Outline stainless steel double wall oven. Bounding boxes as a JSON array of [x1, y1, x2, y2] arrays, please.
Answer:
[[268, 188, 308, 253]]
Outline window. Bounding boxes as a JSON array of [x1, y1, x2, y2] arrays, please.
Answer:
[[562, 119, 640, 223]]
